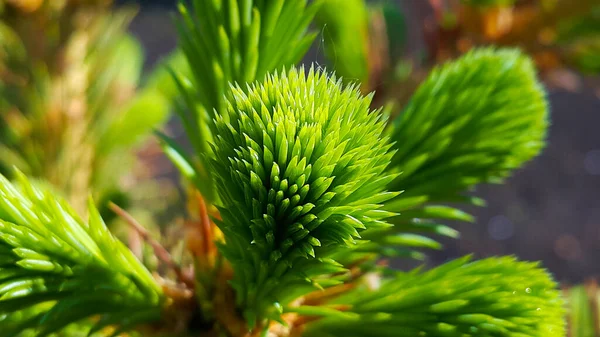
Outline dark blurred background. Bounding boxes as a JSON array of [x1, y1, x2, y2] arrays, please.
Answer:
[[121, 0, 600, 284]]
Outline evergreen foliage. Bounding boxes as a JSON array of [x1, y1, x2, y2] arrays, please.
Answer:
[[0, 0, 568, 336], [165, 0, 322, 203], [211, 66, 397, 323], [371, 48, 548, 258], [302, 256, 564, 337], [0, 172, 164, 337]]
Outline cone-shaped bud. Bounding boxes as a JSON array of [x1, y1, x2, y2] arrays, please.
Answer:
[[211, 66, 398, 322]]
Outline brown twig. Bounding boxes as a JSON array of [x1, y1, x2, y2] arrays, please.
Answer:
[[302, 283, 356, 306], [128, 224, 144, 260], [195, 192, 214, 256], [109, 202, 194, 288]]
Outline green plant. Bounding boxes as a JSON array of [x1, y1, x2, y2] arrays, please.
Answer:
[[0, 0, 566, 336], [317, 1, 599, 334], [0, 0, 171, 221], [314, 0, 371, 89], [564, 281, 600, 337], [0, 172, 164, 337], [379, 48, 548, 255]]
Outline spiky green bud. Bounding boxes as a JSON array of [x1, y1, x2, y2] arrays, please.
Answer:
[[211, 66, 398, 322], [387, 47, 547, 203], [303, 256, 565, 337], [373, 48, 548, 258], [165, 0, 323, 203], [172, 0, 322, 156], [0, 171, 163, 336]]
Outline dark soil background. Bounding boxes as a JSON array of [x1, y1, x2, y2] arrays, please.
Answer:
[[122, 1, 600, 285]]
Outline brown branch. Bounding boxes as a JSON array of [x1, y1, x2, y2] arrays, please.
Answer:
[[128, 224, 144, 260], [302, 283, 356, 306], [109, 202, 193, 288], [195, 192, 214, 256]]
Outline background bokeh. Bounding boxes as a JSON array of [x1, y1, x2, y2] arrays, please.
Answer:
[[123, 0, 600, 284]]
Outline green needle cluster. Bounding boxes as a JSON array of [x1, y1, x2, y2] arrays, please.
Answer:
[[387, 48, 547, 195], [0, 0, 570, 335], [211, 66, 398, 324], [171, 0, 322, 161], [303, 256, 565, 337], [0, 171, 164, 337], [372, 48, 548, 257]]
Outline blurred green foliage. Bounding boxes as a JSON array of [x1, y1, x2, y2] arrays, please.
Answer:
[[0, 2, 172, 222]]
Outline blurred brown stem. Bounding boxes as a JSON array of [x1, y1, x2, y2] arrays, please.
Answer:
[[109, 202, 193, 288]]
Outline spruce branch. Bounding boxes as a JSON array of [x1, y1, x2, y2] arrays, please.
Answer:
[[387, 47, 547, 198], [163, 0, 323, 203], [372, 48, 548, 257], [175, 0, 322, 119], [0, 1, 570, 337], [210, 66, 398, 325], [301, 256, 565, 337], [0, 171, 164, 336]]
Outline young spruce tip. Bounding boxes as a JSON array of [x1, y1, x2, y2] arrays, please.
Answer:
[[0, 0, 566, 336]]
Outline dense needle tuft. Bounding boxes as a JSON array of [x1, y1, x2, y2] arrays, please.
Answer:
[[0, 1, 569, 336], [370, 48, 549, 259], [164, 0, 323, 202], [303, 256, 565, 337], [387, 47, 547, 202], [0, 171, 164, 336], [211, 66, 398, 322]]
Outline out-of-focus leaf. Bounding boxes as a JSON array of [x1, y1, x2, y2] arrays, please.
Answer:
[[556, 5, 600, 42], [143, 49, 190, 102], [381, 0, 407, 62], [566, 38, 600, 74], [97, 91, 170, 155], [565, 282, 600, 337], [315, 0, 370, 87]]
